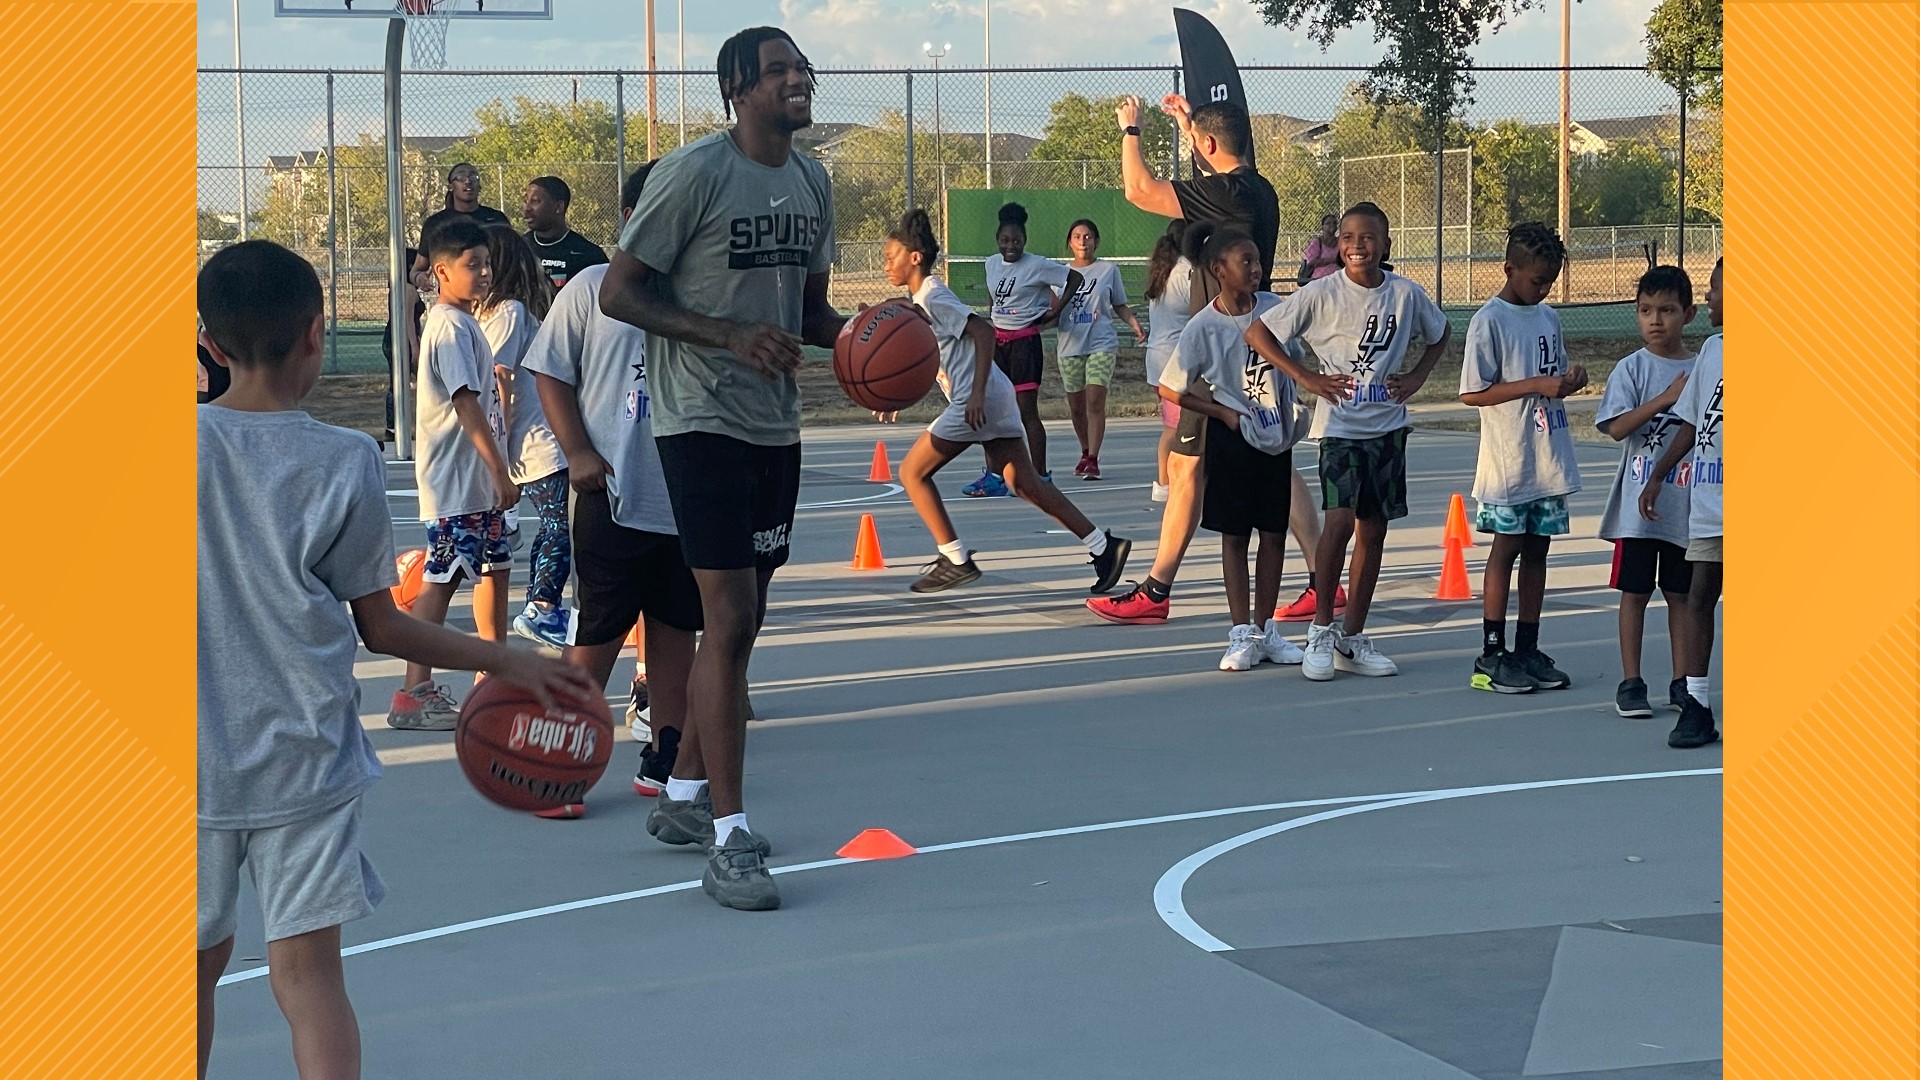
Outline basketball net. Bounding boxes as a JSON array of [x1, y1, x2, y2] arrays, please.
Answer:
[[397, 0, 456, 70]]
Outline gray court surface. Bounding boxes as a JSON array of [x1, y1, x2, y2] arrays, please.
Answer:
[[210, 420, 1723, 1079]]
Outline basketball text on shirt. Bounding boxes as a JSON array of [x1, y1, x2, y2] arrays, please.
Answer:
[[727, 210, 826, 269]]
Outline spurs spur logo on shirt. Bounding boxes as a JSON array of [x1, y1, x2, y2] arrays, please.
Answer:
[[725, 207, 825, 270], [1240, 345, 1285, 431]]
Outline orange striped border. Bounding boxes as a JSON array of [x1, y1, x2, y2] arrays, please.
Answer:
[[1726, 3, 1920, 1078], [0, 3, 197, 1077]]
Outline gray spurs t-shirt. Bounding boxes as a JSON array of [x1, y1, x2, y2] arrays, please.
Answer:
[[617, 132, 835, 447], [1595, 346, 1695, 545], [1458, 297, 1582, 506], [198, 407, 395, 830], [521, 263, 678, 534]]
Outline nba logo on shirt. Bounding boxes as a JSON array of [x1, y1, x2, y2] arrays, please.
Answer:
[[1676, 460, 1693, 487], [625, 389, 644, 421], [1629, 455, 1646, 482]]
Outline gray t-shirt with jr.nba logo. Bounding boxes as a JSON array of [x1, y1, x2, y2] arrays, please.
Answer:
[[618, 131, 835, 447]]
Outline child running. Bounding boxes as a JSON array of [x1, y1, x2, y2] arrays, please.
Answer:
[[1141, 218, 1192, 503], [1640, 256, 1723, 750], [1595, 264, 1697, 717], [962, 202, 1083, 495], [885, 208, 1132, 594], [197, 241, 593, 1080], [475, 223, 572, 652], [1155, 222, 1310, 670], [387, 218, 519, 729], [1246, 201, 1451, 681], [1057, 217, 1144, 481], [1458, 223, 1589, 694]]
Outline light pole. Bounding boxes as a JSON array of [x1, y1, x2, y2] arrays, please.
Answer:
[[234, 0, 248, 240], [983, 0, 994, 188], [1557, 0, 1571, 301], [924, 42, 949, 204]]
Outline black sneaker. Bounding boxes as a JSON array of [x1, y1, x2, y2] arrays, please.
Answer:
[[1089, 532, 1133, 594], [1668, 677, 1688, 711], [910, 555, 982, 593], [1471, 650, 1536, 694], [1516, 648, 1571, 690], [633, 725, 679, 796], [1615, 677, 1653, 718], [1668, 698, 1720, 749]]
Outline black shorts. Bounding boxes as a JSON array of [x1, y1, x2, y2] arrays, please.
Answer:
[[655, 431, 802, 572], [1317, 428, 1410, 521], [570, 487, 704, 645], [994, 333, 1045, 392], [1610, 538, 1693, 595], [1168, 378, 1213, 458], [1202, 418, 1293, 536]]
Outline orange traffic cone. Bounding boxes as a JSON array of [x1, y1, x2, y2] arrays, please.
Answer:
[[851, 513, 887, 570], [1435, 537, 1474, 600], [1443, 493, 1474, 547], [837, 828, 917, 860], [868, 440, 893, 482]]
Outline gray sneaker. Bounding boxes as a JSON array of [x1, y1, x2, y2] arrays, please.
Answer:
[[645, 795, 772, 855], [387, 682, 460, 731], [703, 830, 781, 911]]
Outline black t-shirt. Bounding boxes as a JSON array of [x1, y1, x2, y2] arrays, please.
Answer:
[[420, 203, 511, 248], [1172, 167, 1282, 303], [524, 228, 609, 292]]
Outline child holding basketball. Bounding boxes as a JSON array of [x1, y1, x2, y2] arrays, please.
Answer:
[[1246, 201, 1451, 682], [1596, 264, 1697, 717], [197, 241, 592, 1080], [1640, 256, 1723, 749], [1156, 222, 1309, 670], [962, 202, 1083, 496], [1057, 218, 1145, 481], [387, 218, 518, 731], [476, 223, 573, 652], [1458, 223, 1588, 695], [884, 208, 1132, 594], [1142, 218, 1192, 502]]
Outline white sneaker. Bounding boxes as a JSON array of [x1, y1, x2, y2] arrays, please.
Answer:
[[1219, 623, 1264, 671], [1261, 619, 1305, 665], [1302, 623, 1338, 681], [1150, 481, 1170, 503], [1334, 631, 1399, 677]]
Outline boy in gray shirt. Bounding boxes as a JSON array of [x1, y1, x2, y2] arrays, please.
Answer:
[[1458, 224, 1588, 696], [600, 27, 847, 912], [196, 242, 593, 1080]]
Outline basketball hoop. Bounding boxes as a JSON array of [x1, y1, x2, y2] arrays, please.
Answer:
[[396, 0, 456, 70]]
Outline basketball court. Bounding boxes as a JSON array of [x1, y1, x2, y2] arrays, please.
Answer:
[[209, 420, 1723, 1078]]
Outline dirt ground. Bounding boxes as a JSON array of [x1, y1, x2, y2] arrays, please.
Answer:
[[305, 337, 1643, 444]]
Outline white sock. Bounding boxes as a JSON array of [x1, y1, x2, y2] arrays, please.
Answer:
[[665, 777, 707, 803], [1686, 676, 1710, 708], [634, 662, 647, 677], [713, 812, 749, 847], [938, 539, 969, 565], [1082, 529, 1108, 557]]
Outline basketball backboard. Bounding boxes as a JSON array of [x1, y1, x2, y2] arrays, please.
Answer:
[[272, 0, 552, 19]]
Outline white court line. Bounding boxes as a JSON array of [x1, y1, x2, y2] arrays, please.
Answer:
[[1152, 768, 1722, 953], [383, 484, 907, 509], [217, 766, 1718, 987]]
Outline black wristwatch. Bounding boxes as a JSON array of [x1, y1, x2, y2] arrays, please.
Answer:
[[1122, 125, 1141, 137]]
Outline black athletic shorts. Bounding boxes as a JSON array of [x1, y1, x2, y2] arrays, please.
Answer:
[[654, 431, 802, 572], [1202, 418, 1293, 536], [1610, 537, 1693, 595], [993, 333, 1045, 392], [1168, 377, 1213, 458], [1317, 427, 1410, 521], [570, 488, 703, 646]]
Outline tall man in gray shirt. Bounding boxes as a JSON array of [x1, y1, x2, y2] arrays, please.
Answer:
[[600, 26, 845, 912]]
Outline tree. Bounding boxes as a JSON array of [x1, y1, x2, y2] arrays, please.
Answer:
[[197, 208, 238, 245], [1028, 92, 1177, 182], [1572, 141, 1677, 226], [1644, 0, 1721, 108], [1249, 0, 1555, 139], [1470, 119, 1557, 229]]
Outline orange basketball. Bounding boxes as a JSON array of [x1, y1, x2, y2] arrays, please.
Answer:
[[392, 549, 427, 612], [454, 678, 614, 812], [833, 299, 939, 412]]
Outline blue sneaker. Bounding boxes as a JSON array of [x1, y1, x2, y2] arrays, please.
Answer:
[[511, 603, 572, 649], [1041, 471, 1054, 485], [960, 471, 1009, 498]]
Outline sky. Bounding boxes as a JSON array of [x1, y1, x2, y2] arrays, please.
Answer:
[[205, 0, 1658, 76]]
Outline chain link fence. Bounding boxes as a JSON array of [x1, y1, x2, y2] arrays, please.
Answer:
[[199, 64, 1721, 374]]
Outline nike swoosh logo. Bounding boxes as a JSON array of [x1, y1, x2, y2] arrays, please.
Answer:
[[1179, 435, 1197, 443], [770, 195, 791, 207]]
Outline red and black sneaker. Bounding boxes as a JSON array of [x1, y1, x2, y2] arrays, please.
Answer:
[[534, 803, 586, 820], [1087, 582, 1170, 624], [1274, 585, 1349, 622]]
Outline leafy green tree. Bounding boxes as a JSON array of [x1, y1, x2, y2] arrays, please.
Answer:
[[1470, 119, 1557, 229], [1572, 141, 1677, 226], [1644, 0, 1721, 108], [197, 209, 238, 245], [1250, 0, 1556, 139], [1028, 92, 1178, 185]]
